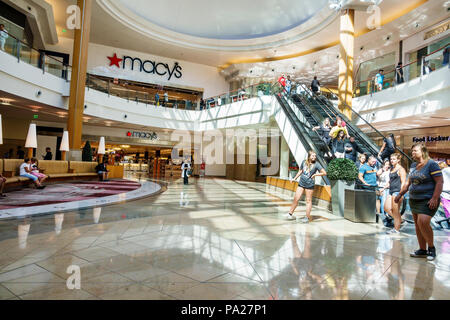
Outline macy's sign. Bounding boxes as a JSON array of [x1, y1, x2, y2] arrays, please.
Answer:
[[108, 53, 182, 81]]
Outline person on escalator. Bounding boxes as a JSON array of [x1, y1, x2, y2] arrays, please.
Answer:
[[330, 116, 349, 140], [378, 133, 397, 162], [312, 118, 332, 148], [310, 76, 320, 95], [285, 75, 292, 96], [278, 74, 286, 93], [344, 136, 364, 162], [331, 130, 346, 159]]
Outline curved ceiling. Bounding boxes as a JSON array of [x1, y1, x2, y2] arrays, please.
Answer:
[[113, 0, 329, 40], [97, 0, 338, 51]]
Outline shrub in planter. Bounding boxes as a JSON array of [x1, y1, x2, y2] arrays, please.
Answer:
[[327, 158, 358, 217], [326, 158, 358, 181]]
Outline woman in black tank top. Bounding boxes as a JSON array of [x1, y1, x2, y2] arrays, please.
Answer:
[[389, 170, 401, 195], [385, 153, 407, 233]]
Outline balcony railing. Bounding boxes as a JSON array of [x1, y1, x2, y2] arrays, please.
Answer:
[[354, 43, 449, 97]]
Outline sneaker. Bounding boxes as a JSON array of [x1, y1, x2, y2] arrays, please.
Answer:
[[297, 217, 310, 224], [285, 213, 295, 220], [386, 228, 400, 235], [410, 249, 428, 258], [427, 247, 436, 261]]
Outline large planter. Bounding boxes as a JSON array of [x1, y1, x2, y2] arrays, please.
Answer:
[[330, 180, 355, 217]]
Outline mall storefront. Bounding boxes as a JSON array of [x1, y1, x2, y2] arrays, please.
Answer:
[[369, 126, 450, 168]]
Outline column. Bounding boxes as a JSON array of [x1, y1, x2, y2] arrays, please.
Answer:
[[280, 136, 289, 179], [67, 0, 93, 159], [338, 9, 355, 120]]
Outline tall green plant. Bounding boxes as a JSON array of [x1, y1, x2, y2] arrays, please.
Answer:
[[326, 158, 358, 181], [82, 141, 93, 162]]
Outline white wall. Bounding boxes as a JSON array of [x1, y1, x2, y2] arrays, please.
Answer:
[[403, 18, 450, 63], [352, 67, 450, 126], [47, 38, 229, 98]]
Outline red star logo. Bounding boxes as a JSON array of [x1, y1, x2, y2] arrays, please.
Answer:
[[107, 53, 123, 68], [126, 131, 132, 137]]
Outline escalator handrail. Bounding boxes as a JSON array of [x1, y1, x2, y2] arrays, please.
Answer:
[[287, 94, 334, 156], [275, 94, 330, 185], [297, 83, 382, 161], [320, 85, 413, 164]]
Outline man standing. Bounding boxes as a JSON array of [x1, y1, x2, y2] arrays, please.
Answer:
[[358, 156, 378, 190], [43, 147, 53, 160], [285, 75, 292, 95], [155, 92, 160, 106], [181, 159, 191, 185], [395, 62, 404, 84], [16, 146, 25, 159], [311, 76, 320, 95], [0, 24, 8, 51], [164, 92, 169, 106], [345, 137, 364, 162], [375, 70, 384, 92]]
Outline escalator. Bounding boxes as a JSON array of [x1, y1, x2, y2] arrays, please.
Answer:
[[293, 84, 384, 163], [275, 94, 331, 185]]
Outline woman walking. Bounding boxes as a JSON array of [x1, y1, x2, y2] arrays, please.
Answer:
[[395, 144, 443, 260], [386, 153, 407, 234], [286, 151, 327, 223]]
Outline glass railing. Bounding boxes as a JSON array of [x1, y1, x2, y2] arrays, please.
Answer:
[[86, 73, 197, 110], [203, 82, 277, 109], [354, 43, 449, 97], [1, 32, 70, 80]]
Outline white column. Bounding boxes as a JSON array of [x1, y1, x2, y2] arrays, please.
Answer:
[[280, 136, 289, 179]]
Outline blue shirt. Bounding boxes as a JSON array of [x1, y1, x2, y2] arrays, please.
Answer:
[[359, 163, 377, 187], [375, 73, 384, 85], [408, 160, 442, 200]]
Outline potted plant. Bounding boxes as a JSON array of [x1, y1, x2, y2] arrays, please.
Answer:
[[327, 158, 358, 217]]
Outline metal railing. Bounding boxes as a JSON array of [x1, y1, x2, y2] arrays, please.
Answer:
[[316, 85, 413, 166], [0, 31, 71, 80], [354, 43, 449, 97]]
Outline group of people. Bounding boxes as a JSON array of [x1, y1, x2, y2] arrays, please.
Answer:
[[286, 141, 446, 261], [0, 158, 48, 194], [3, 146, 53, 160], [154, 91, 169, 107], [312, 116, 356, 160]]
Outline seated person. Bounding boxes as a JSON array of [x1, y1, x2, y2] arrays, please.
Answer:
[[0, 173, 6, 197], [20, 158, 45, 189], [96, 160, 109, 181], [30, 158, 48, 184]]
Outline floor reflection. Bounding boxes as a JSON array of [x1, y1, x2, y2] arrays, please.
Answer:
[[0, 177, 448, 300]]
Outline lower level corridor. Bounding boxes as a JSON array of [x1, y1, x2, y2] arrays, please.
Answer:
[[0, 177, 449, 300]]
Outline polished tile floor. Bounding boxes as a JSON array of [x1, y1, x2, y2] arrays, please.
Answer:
[[0, 175, 449, 300]]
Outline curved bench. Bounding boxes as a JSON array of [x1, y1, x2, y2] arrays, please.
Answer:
[[1, 159, 120, 191]]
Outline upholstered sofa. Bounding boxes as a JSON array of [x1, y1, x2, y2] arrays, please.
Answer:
[[1, 159, 100, 190]]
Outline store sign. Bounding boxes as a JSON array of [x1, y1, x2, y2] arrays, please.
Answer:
[[424, 22, 450, 40], [108, 53, 182, 81], [126, 131, 158, 140], [412, 135, 450, 143]]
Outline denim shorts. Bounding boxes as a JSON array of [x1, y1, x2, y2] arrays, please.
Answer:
[[21, 173, 38, 181], [390, 191, 400, 197]]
